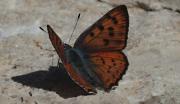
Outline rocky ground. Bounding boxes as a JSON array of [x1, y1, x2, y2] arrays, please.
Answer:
[[0, 0, 180, 104]]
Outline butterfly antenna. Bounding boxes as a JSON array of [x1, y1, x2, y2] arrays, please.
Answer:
[[68, 13, 81, 44], [39, 26, 48, 33]]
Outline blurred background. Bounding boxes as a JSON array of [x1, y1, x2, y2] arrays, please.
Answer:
[[0, 0, 180, 104]]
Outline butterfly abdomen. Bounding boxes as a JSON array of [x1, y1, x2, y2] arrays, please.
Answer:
[[65, 48, 103, 87]]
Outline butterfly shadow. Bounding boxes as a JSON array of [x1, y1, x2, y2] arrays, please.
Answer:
[[11, 63, 90, 98]]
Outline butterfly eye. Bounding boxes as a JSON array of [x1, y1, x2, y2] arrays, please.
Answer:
[[64, 44, 72, 50]]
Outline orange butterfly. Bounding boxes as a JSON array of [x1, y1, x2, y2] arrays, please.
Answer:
[[47, 5, 129, 94]]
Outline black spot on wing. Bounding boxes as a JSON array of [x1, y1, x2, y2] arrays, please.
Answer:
[[103, 39, 109, 46], [97, 24, 104, 31], [106, 14, 118, 24], [90, 32, 94, 37], [100, 57, 105, 64], [108, 27, 114, 37], [111, 59, 116, 66]]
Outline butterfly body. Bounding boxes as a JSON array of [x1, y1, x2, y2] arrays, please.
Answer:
[[47, 5, 129, 93], [65, 48, 103, 88]]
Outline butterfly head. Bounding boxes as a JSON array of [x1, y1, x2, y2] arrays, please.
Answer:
[[64, 43, 72, 50]]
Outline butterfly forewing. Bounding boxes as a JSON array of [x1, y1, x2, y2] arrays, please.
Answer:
[[47, 25, 66, 63], [74, 5, 129, 52]]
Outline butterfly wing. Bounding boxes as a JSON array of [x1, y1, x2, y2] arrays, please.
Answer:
[[47, 5, 129, 92], [47, 25, 66, 63], [74, 5, 129, 52], [88, 51, 128, 89], [73, 5, 129, 90], [64, 63, 96, 93], [47, 25, 96, 93]]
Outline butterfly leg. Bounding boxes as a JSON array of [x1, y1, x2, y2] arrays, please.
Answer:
[[57, 58, 60, 68], [57, 58, 65, 70]]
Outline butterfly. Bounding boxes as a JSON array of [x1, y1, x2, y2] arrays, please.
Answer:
[[47, 5, 129, 94]]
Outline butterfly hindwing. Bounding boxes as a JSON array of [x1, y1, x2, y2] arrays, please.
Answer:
[[64, 63, 96, 93], [88, 51, 128, 89], [74, 5, 129, 52]]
